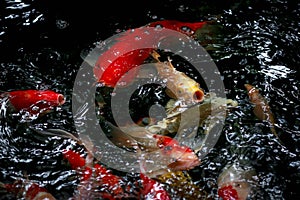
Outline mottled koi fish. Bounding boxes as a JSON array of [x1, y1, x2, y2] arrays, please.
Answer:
[[62, 148, 171, 200], [107, 121, 201, 174], [92, 20, 208, 88], [0, 180, 56, 200], [0, 89, 65, 116]]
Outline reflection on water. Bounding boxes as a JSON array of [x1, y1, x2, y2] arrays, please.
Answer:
[[1, 0, 300, 199]]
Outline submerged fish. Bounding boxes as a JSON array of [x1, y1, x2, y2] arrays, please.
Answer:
[[106, 121, 201, 175], [244, 84, 281, 142], [0, 89, 65, 116], [0, 179, 56, 200], [146, 93, 238, 136], [217, 160, 257, 200]]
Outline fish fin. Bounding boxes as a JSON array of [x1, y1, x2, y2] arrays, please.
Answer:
[[150, 50, 161, 62], [31, 128, 82, 144]]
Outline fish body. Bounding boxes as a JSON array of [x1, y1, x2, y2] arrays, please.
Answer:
[[244, 84, 279, 140], [1, 89, 65, 115], [92, 20, 208, 88], [217, 161, 256, 200]]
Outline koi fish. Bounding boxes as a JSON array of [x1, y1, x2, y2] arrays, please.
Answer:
[[106, 121, 201, 174], [0, 179, 56, 200], [217, 160, 256, 200], [0, 89, 65, 116], [150, 50, 205, 106], [244, 84, 281, 141], [90, 20, 208, 88]]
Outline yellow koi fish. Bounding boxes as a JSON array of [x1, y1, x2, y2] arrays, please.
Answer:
[[151, 50, 205, 106]]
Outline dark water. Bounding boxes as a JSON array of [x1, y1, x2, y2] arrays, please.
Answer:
[[1, 0, 300, 199]]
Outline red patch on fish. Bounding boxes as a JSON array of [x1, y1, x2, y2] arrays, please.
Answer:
[[218, 185, 239, 200], [62, 149, 86, 169], [140, 173, 171, 200], [153, 135, 201, 171]]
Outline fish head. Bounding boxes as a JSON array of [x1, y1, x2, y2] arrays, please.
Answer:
[[165, 81, 205, 105], [153, 135, 201, 171], [217, 162, 256, 200], [218, 181, 252, 200]]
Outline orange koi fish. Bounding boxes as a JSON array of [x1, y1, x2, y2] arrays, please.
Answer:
[[217, 160, 256, 200], [0, 180, 56, 200], [92, 20, 208, 88], [244, 84, 280, 141], [0, 89, 65, 115]]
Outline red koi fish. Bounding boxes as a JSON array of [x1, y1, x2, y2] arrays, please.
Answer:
[[0, 89, 65, 115], [92, 20, 208, 88], [0, 180, 56, 200], [217, 160, 256, 200]]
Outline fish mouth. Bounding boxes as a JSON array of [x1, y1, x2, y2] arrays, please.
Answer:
[[193, 90, 205, 103], [57, 94, 66, 105]]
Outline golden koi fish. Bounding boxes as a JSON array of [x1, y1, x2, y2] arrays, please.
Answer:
[[244, 84, 281, 142], [151, 50, 205, 106]]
